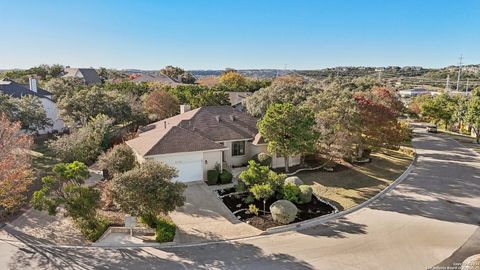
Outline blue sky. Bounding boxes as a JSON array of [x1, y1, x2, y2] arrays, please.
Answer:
[[1, 0, 479, 70]]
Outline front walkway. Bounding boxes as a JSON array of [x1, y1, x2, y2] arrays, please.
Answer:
[[170, 181, 261, 243]]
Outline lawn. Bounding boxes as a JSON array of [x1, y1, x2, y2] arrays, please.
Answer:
[[297, 149, 413, 211], [30, 139, 60, 177]]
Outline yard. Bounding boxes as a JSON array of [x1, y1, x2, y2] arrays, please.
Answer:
[[297, 149, 413, 211]]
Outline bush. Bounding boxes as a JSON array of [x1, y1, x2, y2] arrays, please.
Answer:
[[219, 170, 233, 184], [98, 144, 137, 177], [248, 204, 259, 216], [252, 152, 272, 166], [283, 183, 300, 203], [236, 180, 247, 192], [298, 185, 313, 204], [76, 216, 111, 242], [206, 170, 219, 185], [140, 213, 158, 228], [155, 217, 176, 243], [270, 200, 298, 224], [284, 176, 303, 186], [243, 194, 255, 204]]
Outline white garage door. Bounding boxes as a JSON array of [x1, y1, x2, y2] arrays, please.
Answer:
[[173, 159, 203, 182]]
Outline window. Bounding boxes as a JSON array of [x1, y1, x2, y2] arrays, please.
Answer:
[[232, 141, 245, 156]]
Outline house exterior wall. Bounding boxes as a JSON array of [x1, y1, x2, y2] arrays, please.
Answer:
[[250, 143, 301, 169], [203, 151, 223, 179], [220, 139, 252, 168], [38, 98, 65, 134]]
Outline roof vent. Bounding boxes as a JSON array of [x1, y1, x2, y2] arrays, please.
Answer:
[[229, 114, 236, 121], [215, 115, 220, 122]]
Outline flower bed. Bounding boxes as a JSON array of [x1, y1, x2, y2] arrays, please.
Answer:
[[217, 188, 335, 230]]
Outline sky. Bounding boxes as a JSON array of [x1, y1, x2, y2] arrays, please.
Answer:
[[1, 0, 479, 70]]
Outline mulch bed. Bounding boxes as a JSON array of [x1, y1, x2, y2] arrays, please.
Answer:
[[217, 188, 335, 231]]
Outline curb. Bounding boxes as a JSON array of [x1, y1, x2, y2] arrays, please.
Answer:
[[265, 152, 418, 234]]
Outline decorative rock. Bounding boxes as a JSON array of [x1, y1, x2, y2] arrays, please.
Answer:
[[462, 254, 480, 270], [269, 200, 298, 225], [298, 185, 313, 204], [284, 176, 303, 186], [236, 203, 242, 208]]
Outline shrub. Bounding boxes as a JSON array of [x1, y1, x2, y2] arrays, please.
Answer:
[[270, 200, 298, 224], [98, 144, 137, 177], [248, 204, 259, 216], [252, 152, 272, 166], [236, 180, 247, 192], [76, 216, 111, 242], [140, 213, 159, 228], [250, 183, 274, 213], [284, 176, 303, 186], [219, 170, 233, 184], [298, 185, 313, 204], [243, 194, 255, 204], [283, 183, 300, 203], [155, 217, 176, 243], [207, 170, 219, 185]]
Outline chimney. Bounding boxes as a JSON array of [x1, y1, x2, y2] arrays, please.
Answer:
[[215, 115, 220, 122], [29, 77, 37, 93], [180, 104, 191, 114]]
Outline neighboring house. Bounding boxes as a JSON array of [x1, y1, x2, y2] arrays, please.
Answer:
[[228, 91, 252, 111], [0, 78, 65, 134], [62, 67, 102, 85], [126, 105, 300, 182], [398, 88, 440, 98], [130, 73, 178, 85]]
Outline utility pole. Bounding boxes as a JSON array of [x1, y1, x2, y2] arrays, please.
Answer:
[[445, 74, 450, 91], [456, 54, 463, 91]]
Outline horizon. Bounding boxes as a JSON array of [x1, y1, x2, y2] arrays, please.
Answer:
[[1, 0, 479, 70]]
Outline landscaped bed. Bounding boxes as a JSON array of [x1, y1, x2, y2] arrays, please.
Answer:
[[217, 188, 336, 230]]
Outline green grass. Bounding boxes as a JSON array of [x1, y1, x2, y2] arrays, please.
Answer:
[[297, 149, 413, 211]]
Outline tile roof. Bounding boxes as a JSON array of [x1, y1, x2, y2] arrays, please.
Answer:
[[127, 106, 260, 156], [0, 79, 51, 99]]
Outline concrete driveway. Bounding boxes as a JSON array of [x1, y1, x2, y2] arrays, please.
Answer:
[[170, 182, 261, 243], [0, 126, 479, 269]]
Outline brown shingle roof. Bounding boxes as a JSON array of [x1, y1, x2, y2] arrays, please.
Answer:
[[126, 126, 225, 156], [127, 106, 261, 157]]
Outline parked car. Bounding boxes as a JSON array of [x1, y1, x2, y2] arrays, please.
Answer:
[[426, 124, 437, 133]]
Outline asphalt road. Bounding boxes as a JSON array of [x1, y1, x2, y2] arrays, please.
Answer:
[[1, 126, 479, 270]]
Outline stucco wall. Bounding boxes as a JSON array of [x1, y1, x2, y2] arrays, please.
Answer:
[[221, 140, 252, 168], [203, 151, 223, 179]]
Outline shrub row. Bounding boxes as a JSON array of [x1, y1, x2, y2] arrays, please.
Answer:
[[206, 169, 233, 185]]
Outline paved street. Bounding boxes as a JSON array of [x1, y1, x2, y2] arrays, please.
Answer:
[[1, 127, 479, 270]]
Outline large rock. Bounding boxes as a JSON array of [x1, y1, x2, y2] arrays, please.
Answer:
[[284, 176, 303, 186], [462, 254, 480, 270], [270, 200, 298, 224]]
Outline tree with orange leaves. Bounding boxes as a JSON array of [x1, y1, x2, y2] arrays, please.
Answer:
[[0, 114, 33, 213]]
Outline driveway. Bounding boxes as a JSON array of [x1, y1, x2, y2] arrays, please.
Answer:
[[0, 126, 479, 269], [170, 182, 261, 243]]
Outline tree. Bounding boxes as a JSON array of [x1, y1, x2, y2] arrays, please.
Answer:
[[111, 161, 186, 221], [258, 103, 317, 172], [245, 80, 320, 116], [98, 144, 137, 177], [0, 115, 33, 212], [421, 93, 457, 129], [142, 89, 179, 120], [160, 66, 195, 84], [31, 161, 96, 218], [44, 77, 84, 101], [0, 94, 51, 132], [189, 90, 229, 108], [49, 114, 113, 164], [249, 183, 274, 214], [466, 96, 480, 143], [306, 85, 361, 162], [218, 70, 247, 90]]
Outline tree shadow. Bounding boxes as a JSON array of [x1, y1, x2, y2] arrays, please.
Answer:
[[5, 227, 315, 270], [298, 217, 368, 239]]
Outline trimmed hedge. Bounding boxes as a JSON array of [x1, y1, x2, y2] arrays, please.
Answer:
[[155, 217, 176, 243], [219, 170, 233, 184], [207, 170, 219, 185], [252, 152, 272, 167]]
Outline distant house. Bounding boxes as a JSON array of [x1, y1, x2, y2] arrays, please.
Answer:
[[228, 91, 252, 111], [62, 68, 102, 85], [126, 105, 300, 182], [0, 78, 65, 134], [130, 73, 178, 85], [398, 88, 439, 98]]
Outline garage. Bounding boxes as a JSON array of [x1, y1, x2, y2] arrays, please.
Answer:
[[150, 152, 204, 183]]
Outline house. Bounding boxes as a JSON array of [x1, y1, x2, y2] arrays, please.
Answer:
[[398, 88, 439, 98], [130, 73, 178, 85], [228, 91, 252, 111], [62, 67, 102, 85], [126, 105, 300, 182], [0, 78, 65, 134]]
